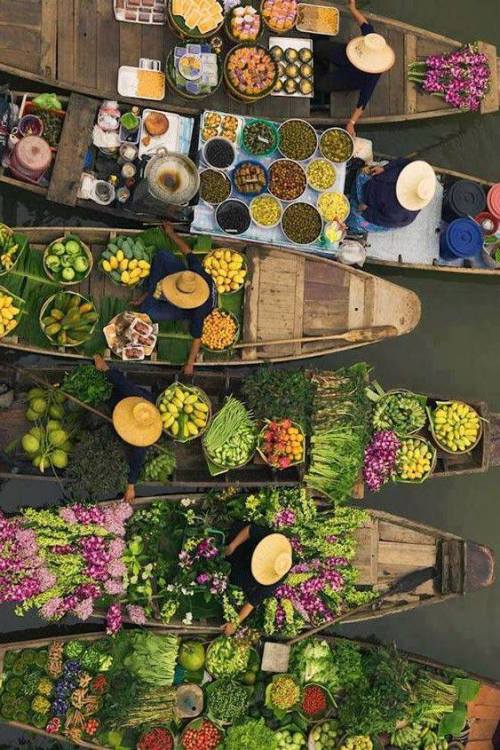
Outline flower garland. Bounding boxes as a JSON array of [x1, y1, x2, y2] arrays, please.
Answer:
[[408, 43, 490, 112]]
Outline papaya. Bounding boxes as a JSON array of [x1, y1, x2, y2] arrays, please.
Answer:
[[41, 316, 56, 326], [57, 331, 67, 346], [53, 292, 67, 310], [61, 308, 81, 328]]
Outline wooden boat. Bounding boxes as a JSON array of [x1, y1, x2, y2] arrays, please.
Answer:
[[0, 226, 420, 365], [2, 363, 496, 489], [0, 3, 497, 125], [1, 631, 499, 750]]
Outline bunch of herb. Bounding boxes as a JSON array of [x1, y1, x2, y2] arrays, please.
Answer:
[[242, 366, 315, 432], [64, 424, 129, 500], [206, 678, 250, 723], [61, 365, 113, 405], [224, 718, 278, 750]]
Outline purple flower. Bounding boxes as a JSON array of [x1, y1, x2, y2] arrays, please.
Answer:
[[73, 598, 94, 621], [274, 509, 296, 528], [196, 573, 210, 584], [109, 538, 126, 559], [104, 578, 125, 596], [178, 550, 192, 569], [106, 603, 122, 634], [195, 537, 219, 560], [107, 559, 126, 578], [58, 508, 77, 525], [40, 597, 64, 621], [126, 604, 147, 624]]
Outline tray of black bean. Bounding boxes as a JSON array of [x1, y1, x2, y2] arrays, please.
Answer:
[[278, 118, 317, 160], [241, 119, 278, 156], [203, 136, 237, 169], [232, 160, 268, 196], [282, 202, 323, 245], [216, 199, 251, 234], [319, 127, 354, 164], [200, 168, 232, 205]]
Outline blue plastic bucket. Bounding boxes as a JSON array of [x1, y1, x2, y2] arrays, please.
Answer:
[[439, 218, 484, 260]]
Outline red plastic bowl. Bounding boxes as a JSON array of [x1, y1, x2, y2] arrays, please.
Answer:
[[475, 212, 499, 236]]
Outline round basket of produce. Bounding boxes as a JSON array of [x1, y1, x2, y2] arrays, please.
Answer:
[[394, 436, 437, 484], [180, 717, 224, 749], [40, 291, 98, 348], [157, 383, 212, 442], [307, 159, 336, 192], [203, 137, 237, 170], [137, 726, 175, 750], [428, 400, 483, 455], [265, 673, 301, 714], [0, 286, 23, 340], [257, 418, 305, 470], [43, 234, 93, 285], [225, 4, 262, 42], [308, 719, 340, 750], [319, 127, 354, 164], [261, 0, 297, 33], [268, 159, 307, 202], [166, 40, 223, 100], [370, 388, 428, 437], [224, 45, 278, 102], [215, 199, 251, 236], [231, 160, 268, 198], [276, 727, 307, 750], [205, 635, 252, 678], [250, 194, 283, 229], [201, 308, 240, 351], [205, 679, 251, 725], [199, 169, 232, 206], [203, 396, 257, 472], [99, 235, 152, 288], [282, 202, 323, 246], [203, 249, 247, 296], [240, 119, 278, 157], [168, 0, 224, 39], [278, 119, 317, 161], [317, 192, 350, 223], [0, 224, 24, 276], [299, 684, 333, 722]]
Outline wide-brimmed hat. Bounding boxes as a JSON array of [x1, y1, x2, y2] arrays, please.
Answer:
[[346, 33, 395, 74], [396, 161, 437, 212], [161, 270, 209, 310], [113, 396, 162, 447], [251, 533, 292, 586]]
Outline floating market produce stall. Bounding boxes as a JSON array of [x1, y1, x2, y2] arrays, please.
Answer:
[[1, 630, 500, 748], [0, 226, 420, 366], [0, 489, 493, 635], [0, 2, 497, 124]]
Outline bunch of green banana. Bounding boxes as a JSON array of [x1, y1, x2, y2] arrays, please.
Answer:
[[0, 224, 20, 272]]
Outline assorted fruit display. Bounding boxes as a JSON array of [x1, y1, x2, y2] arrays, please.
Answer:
[[40, 291, 98, 347], [430, 400, 481, 453], [157, 384, 211, 441], [258, 418, 305, 469], [0, 634, 468, 750], [0, 224, 21, 273], [201, 308, 239, 350], [100, 235, 153, 287], [43, 235, 91, 284], [0, 288, 22, 338], [202, 248, 247, 295]]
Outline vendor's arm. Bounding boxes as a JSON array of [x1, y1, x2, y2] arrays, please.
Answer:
[[347, 0, 368, 26], [183, 338, 201, 376], [124, 447, 147, 503], [164, 222, 192, 256], [223, 602, 254, 636], [225, 525, 251, 556]]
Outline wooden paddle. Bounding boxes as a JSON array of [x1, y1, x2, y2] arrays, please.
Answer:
[[234, 325, 398, 350]]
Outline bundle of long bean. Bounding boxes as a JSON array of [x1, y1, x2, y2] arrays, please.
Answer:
[[203, 396, 257, 468], [306, 364, 372, 502], [121, 686, 176, 728]]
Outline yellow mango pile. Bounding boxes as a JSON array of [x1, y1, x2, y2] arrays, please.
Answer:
[[433, 401, 480, 452], [0, 292, 21, 338], [203, 249, 247, 295]]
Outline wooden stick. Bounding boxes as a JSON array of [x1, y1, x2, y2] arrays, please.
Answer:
[[234, 325, 398, 350]]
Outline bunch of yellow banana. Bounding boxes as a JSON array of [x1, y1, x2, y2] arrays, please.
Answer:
[[0, 223, 19, 272], [203, 249, 247, 295], [433, 401, 480, 452], [158, 385, 210, 441], [0, 292, 21, 338]]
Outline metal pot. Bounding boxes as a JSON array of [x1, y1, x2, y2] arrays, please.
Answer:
[[144, 147, 199, 206]]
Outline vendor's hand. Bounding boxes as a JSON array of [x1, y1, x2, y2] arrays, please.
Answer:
[[93, 354, 109, 372], [222, 622, 237, 637], [123, 484, 136, 504], [359, 203, 368, 212], [163, 222, 176, 238], [131, 292, 147, 307], [346, 120, 356, 138], [368, 165, 384, 176], [183, 362, 195, 377], [224, 543, 235, 557]]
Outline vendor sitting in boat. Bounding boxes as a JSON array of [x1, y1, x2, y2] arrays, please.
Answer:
[[346, 159, 437, 233], [133, 223, 216, 376], [222, 525, 292, 636], [314, 0, 395, 137], [93, 355, 162, 504]]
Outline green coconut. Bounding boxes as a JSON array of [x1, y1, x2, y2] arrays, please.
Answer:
[[48, 429, 68, 447], [22, 434, 40, 455], [30, 398, 48, 415], [51, 449, 68, 469]]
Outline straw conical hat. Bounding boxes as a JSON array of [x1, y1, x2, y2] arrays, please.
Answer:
[[161, 270, 209, 310], [113, 397, 162, 447], [396, 161, 437, 212], [251, 534, 292, 586], [346, 33, 395, 74]]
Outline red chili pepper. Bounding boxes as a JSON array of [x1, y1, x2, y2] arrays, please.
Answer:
[[301, 684, 328, 715], [137, 727, 174, 750]]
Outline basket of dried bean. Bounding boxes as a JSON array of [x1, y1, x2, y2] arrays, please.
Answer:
[[231, 160, 268, 197], [278, 118, 317, 161], [282, 202, 323, 245], [319, 127, 354, 164], [269, 159, 307, 201], [200, 168, 232, 205]]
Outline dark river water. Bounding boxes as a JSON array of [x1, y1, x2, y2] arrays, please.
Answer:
[[1, 1, 500, 745]]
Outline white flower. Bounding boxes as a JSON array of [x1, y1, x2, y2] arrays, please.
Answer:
[[182, 612, 193, 625], [181, 497, 194, 507], [166, 584, 174, 592]]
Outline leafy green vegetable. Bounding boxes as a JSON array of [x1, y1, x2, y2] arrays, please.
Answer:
[[206, 678, 250, 723], [123, 631, 179, 686], [224, 718, 278, 750], [242, 367, 315, 431], [64, 424, 129, 501], [290, 639, 340, 692], [61, 365, 113, 405]]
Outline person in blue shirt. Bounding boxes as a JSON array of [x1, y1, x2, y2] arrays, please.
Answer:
[[133, 223, 217, 375], [314, 0, 395, 137]]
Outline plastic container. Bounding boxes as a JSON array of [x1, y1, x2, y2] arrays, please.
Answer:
[[475, 211, 499, 236], [240, 118, 278, 157], [442, 179, 486, 221], [439, 218, 484, 260], [486, 183, 500, 220]]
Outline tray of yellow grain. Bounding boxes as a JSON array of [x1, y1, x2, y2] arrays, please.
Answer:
[[118, 64, 166, 101], [296, 3, 339, 35]]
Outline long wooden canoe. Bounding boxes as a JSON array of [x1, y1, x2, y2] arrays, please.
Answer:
[[1, 363, 497, 490], [94, 493, 495, 631], [0, 3, 497, 124], [0, 226, 420, 365], [1, 631, 499, 750]]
